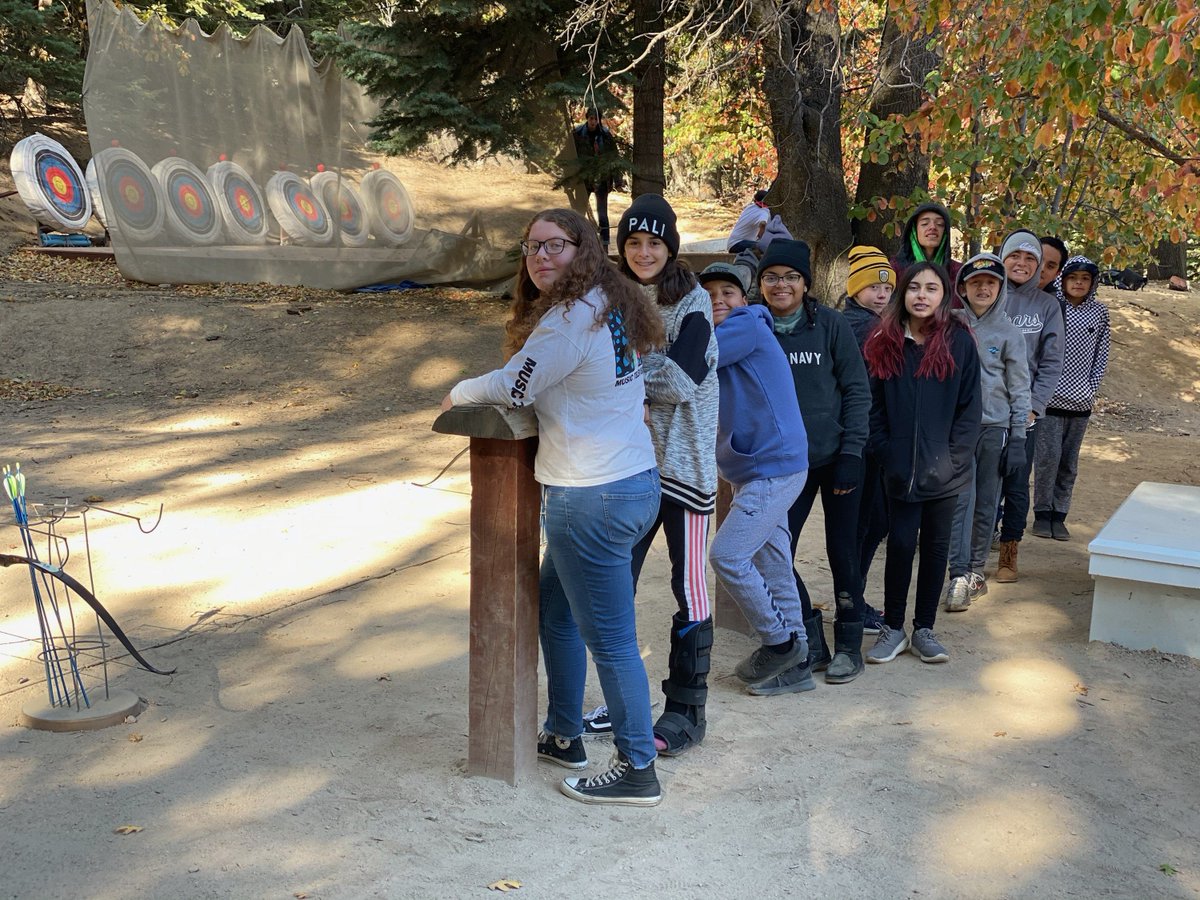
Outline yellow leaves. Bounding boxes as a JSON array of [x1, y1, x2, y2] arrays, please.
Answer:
[[113, 825, 143, 835], [1113, 29, 1132, 60], [1034, 121, 1058, 149], [487, 879, 522, 892], [1165, 34, 1184, 66], [1181, 91, 1200, 121]]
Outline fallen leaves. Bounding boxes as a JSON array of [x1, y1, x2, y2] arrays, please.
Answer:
[[487, 879, 521, 892], [112, 825, 143, 835], [1073, 683, 1089, 696], [0, 378, 77, 402]]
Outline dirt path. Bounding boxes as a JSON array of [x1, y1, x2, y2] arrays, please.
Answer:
[[1, 252, 1199, 897]]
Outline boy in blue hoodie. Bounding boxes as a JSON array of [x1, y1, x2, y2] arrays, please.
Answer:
[[700, 262, 815, 695], [1031, 256, 1110, 540]]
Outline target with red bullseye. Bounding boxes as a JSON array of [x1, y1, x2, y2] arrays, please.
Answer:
[[151, 157, 224, 245], [10, 133, 93, 231], [361, 168, 415, 246], [207, 160, 270, 245], [309, 170, 369, 248], [87, 148, 165, 243], [266, 171, 335, 246]]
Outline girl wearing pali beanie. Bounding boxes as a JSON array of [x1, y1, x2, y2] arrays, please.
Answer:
[[614, 192, 719, 756]]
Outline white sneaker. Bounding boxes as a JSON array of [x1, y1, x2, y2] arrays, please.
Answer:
[[945, 576, 971, 612]]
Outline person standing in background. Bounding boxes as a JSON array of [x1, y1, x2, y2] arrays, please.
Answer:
[[571, 108, 621, 249]]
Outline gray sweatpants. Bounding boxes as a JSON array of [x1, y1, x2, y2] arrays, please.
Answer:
[[709, 470, 807, 645], [1033, 412, 1090, 516], [949, 426, 1007, 577]]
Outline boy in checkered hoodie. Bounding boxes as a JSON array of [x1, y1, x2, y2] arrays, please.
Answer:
[[1031, 255, 1111, 540]]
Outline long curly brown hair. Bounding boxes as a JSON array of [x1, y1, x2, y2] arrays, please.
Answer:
[[503, 209, 665, 360]]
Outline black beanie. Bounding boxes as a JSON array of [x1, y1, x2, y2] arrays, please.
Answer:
[[617, 193, 680, 258], [758, 238, 812, 286]]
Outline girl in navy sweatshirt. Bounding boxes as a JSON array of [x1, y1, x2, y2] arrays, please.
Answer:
[[863, 262, 981, 666], [699, 262, 813, 696], [759, 240, 873, 685]]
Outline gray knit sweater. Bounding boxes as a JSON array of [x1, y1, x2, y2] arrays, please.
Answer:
[[641, 282, 720, 514]]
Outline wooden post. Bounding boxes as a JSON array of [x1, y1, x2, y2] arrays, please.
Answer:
[[712, 478, 754, 636], [433, 405, 540, 785]]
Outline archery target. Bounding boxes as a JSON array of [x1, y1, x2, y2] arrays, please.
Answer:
[[151, 157, 224, 245], [10, 133, 93, 231], [309, 171, 369, 247], [361, 169, 415, 246], [265, 171, 335, 246], [207, 161, 270, 245], [87, 148, 165, 243]]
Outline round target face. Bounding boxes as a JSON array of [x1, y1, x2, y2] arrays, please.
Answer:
[[207, 161, 269, 245], [88, 148, 165, 244], [266, 171, 334, 246], [10, 133, 93, 231], [309, 171, 369, 247], [151, 158, 224, 245], [361, 168, 415, 246]]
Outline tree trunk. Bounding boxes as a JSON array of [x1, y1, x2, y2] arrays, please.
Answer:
[[1148, 238, 1188, 280], [631, 0, 666, 197], [851, 12, 938, 253], [757, 0, 852, 299]]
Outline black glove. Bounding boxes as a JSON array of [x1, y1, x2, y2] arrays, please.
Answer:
[[1005, 437, 1027, 477], [833, 454, 862, 493]]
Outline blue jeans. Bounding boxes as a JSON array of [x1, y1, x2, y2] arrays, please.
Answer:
[[539, 468, 660, 768]]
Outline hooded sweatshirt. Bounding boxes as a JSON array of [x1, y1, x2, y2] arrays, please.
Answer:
[[640, 281, 720, 513], [891, 201, 962, 288], [1001, 249, 1065, 419], [1048, 255, 1110, 414], [769, 298, 871, 470], [841, 295, 880, 351], [713, 305, 809, 485], [953, 259, 1032, 439], [868, 324, 982, 502]]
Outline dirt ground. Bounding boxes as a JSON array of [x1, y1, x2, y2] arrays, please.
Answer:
[[2, 140, 1199, 898]]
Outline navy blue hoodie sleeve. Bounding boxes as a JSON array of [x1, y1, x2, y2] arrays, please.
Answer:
[[830, 314, 871, 458]]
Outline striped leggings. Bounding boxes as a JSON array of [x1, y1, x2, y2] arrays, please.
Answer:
[[631, 497, 712, 622]]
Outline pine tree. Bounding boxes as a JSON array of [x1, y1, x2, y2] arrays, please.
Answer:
[[0, 0, 87, 120], [324, 1, 632, 170]]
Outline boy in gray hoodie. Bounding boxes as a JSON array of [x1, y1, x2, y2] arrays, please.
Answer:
[[945, 255, 1032, 610], [994, 230, 1064, 582]]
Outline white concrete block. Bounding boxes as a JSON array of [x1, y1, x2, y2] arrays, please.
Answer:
[[1088, 481, 1200, 658]]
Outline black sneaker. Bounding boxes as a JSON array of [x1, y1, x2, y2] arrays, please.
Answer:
[[581, 704, 612, 738], [734, 639, 804, 683], [559, 751, 662, 806], [537, 731, 587, 769]]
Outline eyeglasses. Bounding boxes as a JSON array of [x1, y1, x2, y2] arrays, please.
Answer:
[[761, 273, 803, 287], [520, 238, 579, 257]]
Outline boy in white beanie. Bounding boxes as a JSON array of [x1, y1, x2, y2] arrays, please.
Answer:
[[994, 229, 1064, 583]]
